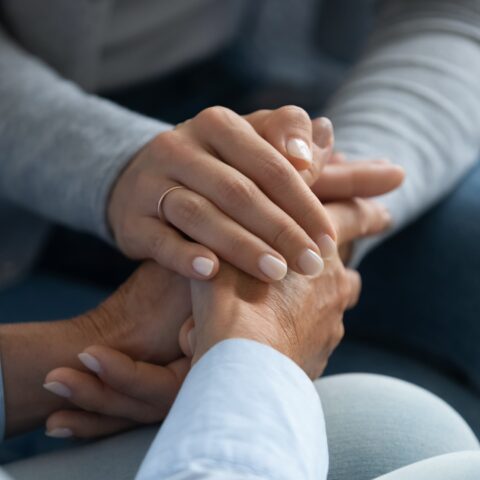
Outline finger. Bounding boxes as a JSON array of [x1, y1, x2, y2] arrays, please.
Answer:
[[300, 117, 335, 187], [162, 186, 298, 281], [45, 367, 170, 423], [312, 161, 405, 200], [179, 317, 195, 358], [46, 410, 136, 439], [326, 199, 392, 246], [189, 106, 337, 243], [345, 269, 362, 309], [134, 218, 220, 280], [329, 152, 347, 164], [168, 154, 324, 278], [246, 106, 314, 171], [79, 346, 189, 405]]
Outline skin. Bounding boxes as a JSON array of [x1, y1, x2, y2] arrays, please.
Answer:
[[0, 139, 403, 438], [42, 198, 395, 439], [108, 107, 404, 281]]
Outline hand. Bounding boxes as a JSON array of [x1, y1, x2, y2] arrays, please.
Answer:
[[108, 106, 339, 283], [185, 199, 392, 377], [43, 197, 392, 438], [313, 153, 404, 263]]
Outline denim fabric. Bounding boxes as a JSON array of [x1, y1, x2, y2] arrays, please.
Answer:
[[3, 374, 478, 480], [375, 451, 480, 480], [326, 160, 480, 436], [317, 374, 478, 480]]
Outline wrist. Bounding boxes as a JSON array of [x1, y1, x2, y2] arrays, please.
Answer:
[[193, 307, 291, 365], [107, 140, 150, 243]]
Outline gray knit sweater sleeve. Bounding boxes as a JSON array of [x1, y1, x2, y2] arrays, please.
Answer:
[[0, 26, 170, 240], [327, 0, 480, 264]]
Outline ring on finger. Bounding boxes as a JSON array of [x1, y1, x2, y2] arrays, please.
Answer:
[[157, 185, 186, 220]]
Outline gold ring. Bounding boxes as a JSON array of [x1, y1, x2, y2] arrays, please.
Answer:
[[156, 185, 185, 220]]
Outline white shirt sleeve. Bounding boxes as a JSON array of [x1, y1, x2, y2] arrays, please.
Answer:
[[326, 0, 480, 265], [135, 339, 328, 480]]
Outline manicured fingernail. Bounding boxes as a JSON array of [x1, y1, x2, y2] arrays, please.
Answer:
[[258, 254, 288, 281], [297, 249, 324, 276], [43, 382, 71, 399], [316, 117, 333, 149], [192, 257, 215, 277], [46, 428, 73, 438], [318, 235, 337, 260], [287, 138, 312, 163], [78, 352, 102, 374]]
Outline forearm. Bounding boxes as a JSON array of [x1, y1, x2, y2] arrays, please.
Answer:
[[0, 26, 169, 240], [327, 0, 480, 262], [0, 316, 99, 436]]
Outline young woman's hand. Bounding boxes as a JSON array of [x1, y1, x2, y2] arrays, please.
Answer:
[[108, 108, 404, 283], [108, 106, 337, 283]]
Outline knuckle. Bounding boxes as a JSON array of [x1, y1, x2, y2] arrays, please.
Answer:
[[196, 106, 236, 127], [221, 176, 257, 208], [153, 130, 181, 158], [271, 220, 301, 250], [300, 200, 324, 227], [223, 232, 251, 258], [260, 156, 292, 188], [172, 195, 205, 227], [276, 105, 310, 127]]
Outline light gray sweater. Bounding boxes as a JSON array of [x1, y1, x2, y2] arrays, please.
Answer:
[[1, 0, 480, 288]]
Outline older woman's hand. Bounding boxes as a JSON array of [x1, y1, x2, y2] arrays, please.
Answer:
[[42, 197, 392, 438]]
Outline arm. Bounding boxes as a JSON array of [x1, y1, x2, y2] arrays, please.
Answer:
[[324, 0, 480, 263], [0, 318, 101, 436], [0, 265, 191, 438], [0, 25, 168, 239]]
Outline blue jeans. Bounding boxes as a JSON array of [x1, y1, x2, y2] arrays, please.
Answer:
[[3, 374, 479, 480], [325, 159, 480, 436]]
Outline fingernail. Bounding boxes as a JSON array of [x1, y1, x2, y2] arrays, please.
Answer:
[[192, 257, 215, 277], [78, 352, 102, 374], [187, 329, 195, 357], [318, 235, 337, 260], [43, 382, 71, 399], [258, 254, 288, 281], [316, 117, 334, 149], [297, 249, 324, 276], [286, 138, 313, 164], [46, 428, 73, 438]]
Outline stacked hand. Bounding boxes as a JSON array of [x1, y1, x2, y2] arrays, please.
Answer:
[[108, 107, 403, 280], [44, 198, 394, 438], [40, 109, 404, 439]]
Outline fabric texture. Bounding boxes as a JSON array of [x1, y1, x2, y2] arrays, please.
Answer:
[[136, 339, 328, 480], [2, 371, 479, 479], [1, 0, 480, 287]]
